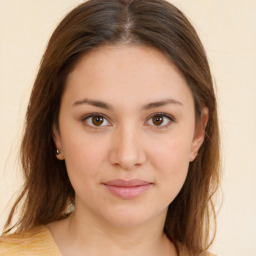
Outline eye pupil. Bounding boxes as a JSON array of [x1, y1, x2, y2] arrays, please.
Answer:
[[152, 115, 164, 126], [92, 116, 104, 126]]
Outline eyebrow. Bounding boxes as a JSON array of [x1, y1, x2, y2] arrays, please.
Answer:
[[142, 98, 183, 110], [73, 98, 113, 110], [73, 98, 183, 110]]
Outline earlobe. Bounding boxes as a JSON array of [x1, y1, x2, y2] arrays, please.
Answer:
[[189, 107, 209, 162], [52, 125, 65, 160], [55, 148, 65, 160]]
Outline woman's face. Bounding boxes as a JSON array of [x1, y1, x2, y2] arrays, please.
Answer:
[[54, 45, 206, 228]]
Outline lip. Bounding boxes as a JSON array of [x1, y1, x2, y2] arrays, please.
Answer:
[[102, 179, 153, 200]]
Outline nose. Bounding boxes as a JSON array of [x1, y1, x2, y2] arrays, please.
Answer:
[[108, 125, 146, 170]]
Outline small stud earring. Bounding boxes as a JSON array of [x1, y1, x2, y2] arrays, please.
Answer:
[[56, 149, 60, 155], [194, 152, 198, 157]]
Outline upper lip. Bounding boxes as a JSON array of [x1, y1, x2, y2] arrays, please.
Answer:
[[103, 179, 152, 187]]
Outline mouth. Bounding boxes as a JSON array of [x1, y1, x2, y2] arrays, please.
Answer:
[[102, 179, 153, 200]]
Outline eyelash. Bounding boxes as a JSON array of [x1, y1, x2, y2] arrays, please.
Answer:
[[81, 112, 175, 129]]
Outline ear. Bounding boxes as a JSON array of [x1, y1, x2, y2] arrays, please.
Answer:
[[189, 107, 209, 162], [52, 124, 65, 160]]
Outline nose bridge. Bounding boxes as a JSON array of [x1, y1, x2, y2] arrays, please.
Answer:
[[109, 122, 146, 170]]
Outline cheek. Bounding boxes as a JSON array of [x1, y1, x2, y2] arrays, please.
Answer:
[[60, 126, 109, 187], [149, 134, 191, 197], [62, 137, 109, 202], [150, 133, 192, 170]]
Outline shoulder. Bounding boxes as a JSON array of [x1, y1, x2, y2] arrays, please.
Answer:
[[0, 226, 60, 256]]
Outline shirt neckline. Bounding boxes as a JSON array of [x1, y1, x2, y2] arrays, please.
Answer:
[[42, 225, 63, 256]]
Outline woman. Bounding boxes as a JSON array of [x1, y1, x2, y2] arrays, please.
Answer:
[[0, 0, 220, 255]]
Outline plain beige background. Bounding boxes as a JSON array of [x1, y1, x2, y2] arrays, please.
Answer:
[[0, 1, 256, 255]]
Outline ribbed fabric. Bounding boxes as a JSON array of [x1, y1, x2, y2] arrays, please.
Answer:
[[0, 226, 62, 256], [0, 225, 217, 256]]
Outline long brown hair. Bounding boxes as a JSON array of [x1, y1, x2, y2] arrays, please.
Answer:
[[4, 0, 220, 254]]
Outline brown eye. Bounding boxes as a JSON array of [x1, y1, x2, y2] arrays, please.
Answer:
[[152, 115, 164, 126], [92, 116, 104, 126], [147, 113, 173, 128], [83, 114, 110, 128]]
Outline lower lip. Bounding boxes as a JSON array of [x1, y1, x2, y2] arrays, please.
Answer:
[[103, 184, 152, 200]]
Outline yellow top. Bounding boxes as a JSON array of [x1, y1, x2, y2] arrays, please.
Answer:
[[0, 226, 62, 256], [0, 225, 216, 256]]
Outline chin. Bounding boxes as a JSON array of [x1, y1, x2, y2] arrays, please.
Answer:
[[98, 204, 166, 229]]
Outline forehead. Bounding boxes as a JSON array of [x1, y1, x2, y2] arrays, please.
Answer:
[[64, 45, 193, 109]]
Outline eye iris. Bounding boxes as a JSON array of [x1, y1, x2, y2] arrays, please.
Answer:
[[152, 115, 164, 126], [92, 116, 104, 126]]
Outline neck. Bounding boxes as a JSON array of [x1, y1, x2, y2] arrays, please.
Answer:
[[49, 207, 176, 256]]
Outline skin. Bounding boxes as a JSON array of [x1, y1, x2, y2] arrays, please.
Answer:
[[49, 45, 208, 256]]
